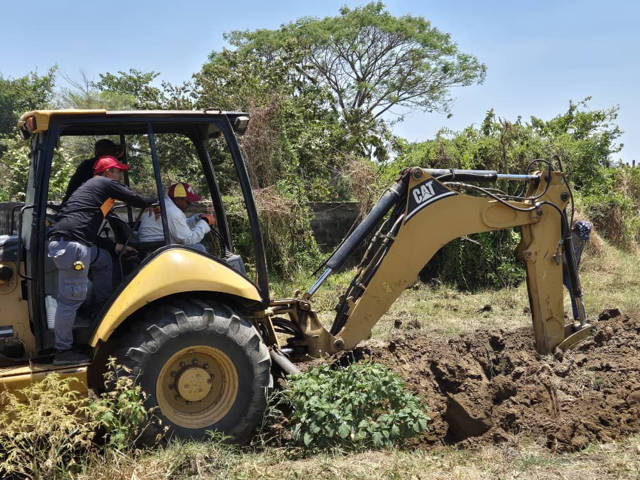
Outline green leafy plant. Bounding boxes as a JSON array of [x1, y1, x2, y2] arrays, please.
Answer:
[[281, 361, 429, 451], [89, 357, 160, 450]]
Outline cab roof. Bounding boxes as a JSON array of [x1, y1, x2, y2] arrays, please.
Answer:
[[17, 109, 250, 138]]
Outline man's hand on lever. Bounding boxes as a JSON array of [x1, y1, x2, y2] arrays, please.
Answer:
[[200, 213, 216, 227]]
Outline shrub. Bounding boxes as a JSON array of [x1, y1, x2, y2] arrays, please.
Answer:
[[0, 373, 96, 479], [420, 230, 525, 291], [282, 361, 429, 451], [0, 360, 158, 479], [89, 358, 158, 450], [582, 166, 640, 249]]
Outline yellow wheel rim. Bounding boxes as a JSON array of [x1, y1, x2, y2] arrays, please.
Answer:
[[156, 345, 239, 429]]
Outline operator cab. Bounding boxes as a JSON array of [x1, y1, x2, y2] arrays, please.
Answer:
[[5, 110, 269, 362]]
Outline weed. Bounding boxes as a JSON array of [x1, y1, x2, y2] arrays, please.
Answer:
[[0, 373, 95, 479], [0, 359, 158, 479], [281, 361, 429, 452], [89, 357, 160, 450]]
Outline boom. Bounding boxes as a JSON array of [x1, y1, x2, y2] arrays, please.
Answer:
[[270, 165, 591, 360]]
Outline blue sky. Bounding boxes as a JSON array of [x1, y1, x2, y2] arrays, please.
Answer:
[[2, 0, 638, 163]]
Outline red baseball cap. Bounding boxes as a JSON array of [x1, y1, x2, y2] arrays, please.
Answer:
[[168, 182, 201, 202], [93, 155, 130, 175]]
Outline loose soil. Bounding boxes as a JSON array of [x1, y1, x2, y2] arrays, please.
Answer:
[[343, 310, 640, 452]]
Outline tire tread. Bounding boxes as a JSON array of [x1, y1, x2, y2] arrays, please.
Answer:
[[113, 298, 272, 442]]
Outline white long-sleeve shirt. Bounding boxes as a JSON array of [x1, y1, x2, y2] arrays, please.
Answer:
[[137, 195, 210, 245]]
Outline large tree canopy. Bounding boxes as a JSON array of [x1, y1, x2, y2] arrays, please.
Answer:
[[0, 68, 58, 200], [210, 2, 486, 157], [0, 68, 56, 135]]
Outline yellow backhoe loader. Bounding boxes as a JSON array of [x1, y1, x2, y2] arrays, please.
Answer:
[[0, 109, 591, 441]]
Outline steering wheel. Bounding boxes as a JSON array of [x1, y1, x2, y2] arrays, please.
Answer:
[[116, 205, 151, 276]]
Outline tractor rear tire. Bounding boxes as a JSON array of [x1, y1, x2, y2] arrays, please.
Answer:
[[114, 299, 272, 442]]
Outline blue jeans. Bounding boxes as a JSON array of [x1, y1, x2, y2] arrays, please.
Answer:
[[190, 243, 206, 253], [48, 239, 112, 350]]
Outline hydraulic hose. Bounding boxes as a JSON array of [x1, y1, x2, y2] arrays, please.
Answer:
[[425, 169, 539, 182], [306, 177, 405, 298], [325, 179, 405, 271]]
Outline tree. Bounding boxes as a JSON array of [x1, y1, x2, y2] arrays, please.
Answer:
[[386, 98, 622, 185], [0, 68, 56, 135], [218, 2, 486, 159], [0, 68, 57, 200], [93, 69, 196, 110], [93, 69, 161, 108], [195, 53, 340, 274]]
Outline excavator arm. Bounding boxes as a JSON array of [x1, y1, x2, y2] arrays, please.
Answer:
[[271, 165, 591, 361]]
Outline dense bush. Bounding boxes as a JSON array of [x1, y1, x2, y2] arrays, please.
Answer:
[[384, 98, 626, 290], [281, 362, 429, 451], [577, 166, 640, 249], [0, 374, 96, 478], [0, 361, 156, 479], [89, 358, 158, 450], [420, 230, 525, 291]]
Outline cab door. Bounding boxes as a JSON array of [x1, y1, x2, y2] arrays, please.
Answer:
[[21, 129, 57, 352]]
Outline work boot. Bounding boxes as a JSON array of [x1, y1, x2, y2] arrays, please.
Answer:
[[53, 349, 90, 366]]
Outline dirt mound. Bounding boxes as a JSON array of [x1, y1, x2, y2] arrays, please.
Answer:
[[354, 311, 640, 451]]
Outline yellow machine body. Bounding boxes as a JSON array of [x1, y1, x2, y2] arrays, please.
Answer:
[[0, 365, 88, 397], [0, 262, 87, 394], [0, 262, 36, 355], [0, 248, 261, 395], [90, 248, 261, 346], [18, 109, 108, 134]]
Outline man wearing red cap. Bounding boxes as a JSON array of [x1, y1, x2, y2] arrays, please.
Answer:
[[62, 139, 123, 202], [48, 155, 156, 365], [138, 182, 215, 252]]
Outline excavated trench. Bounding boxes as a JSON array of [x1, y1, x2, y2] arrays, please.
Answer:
[[337, 309, 640, 451]]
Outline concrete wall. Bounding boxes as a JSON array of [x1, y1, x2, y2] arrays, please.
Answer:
[[309, 201, 361, 251], [0, 202, 22, 236]]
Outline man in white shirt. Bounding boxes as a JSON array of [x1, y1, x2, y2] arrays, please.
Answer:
[[137, 182, 215, 252]]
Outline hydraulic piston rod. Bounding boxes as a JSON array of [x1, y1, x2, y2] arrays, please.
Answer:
[[424, 169, 539, 182], [305, 177, 405, 298]]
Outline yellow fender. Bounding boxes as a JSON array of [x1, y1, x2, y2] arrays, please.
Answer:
[[89, 249, 261, 346]]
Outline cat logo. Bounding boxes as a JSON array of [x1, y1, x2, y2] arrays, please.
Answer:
[[412, 181, 436, 205], [405, 178, 457, 222]]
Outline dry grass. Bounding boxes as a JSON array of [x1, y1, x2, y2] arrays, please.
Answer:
[[80, 435, 640, 480], [344, 156, 379, 218]]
